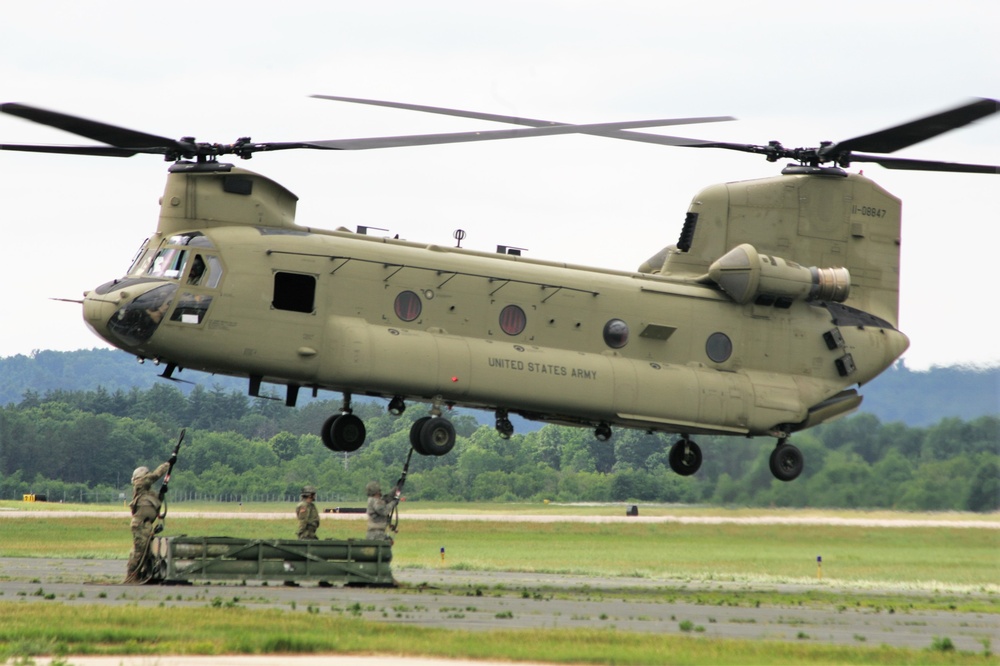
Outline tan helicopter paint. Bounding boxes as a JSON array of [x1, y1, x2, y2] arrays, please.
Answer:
[[661, 172, 902, 327], [84, 165, 908, 441]]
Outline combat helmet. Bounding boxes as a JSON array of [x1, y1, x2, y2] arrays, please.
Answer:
[[131, 466, 149, 483], [365, 481, 381, 497], [301, 485, 317, 497]]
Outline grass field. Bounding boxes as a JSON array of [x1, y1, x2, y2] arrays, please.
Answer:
[[1, 503, 998, 664], [2, 502, 998, 591]]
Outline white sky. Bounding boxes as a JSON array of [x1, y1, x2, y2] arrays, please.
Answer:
[[1, 0, 998, 370]]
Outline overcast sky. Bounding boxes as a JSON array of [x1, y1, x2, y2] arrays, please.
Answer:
[[1, 1, 998, 372]]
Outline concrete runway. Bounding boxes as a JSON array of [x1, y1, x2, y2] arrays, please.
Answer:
[[2, 555, 997, 655]]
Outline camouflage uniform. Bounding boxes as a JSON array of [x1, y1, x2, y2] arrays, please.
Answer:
[[126, 462, 170, 579], [365, 481, 399, 541], [296, 486, 320, 539]]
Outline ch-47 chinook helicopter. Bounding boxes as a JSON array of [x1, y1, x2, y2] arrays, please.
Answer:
[[2, 97, 997, 482]]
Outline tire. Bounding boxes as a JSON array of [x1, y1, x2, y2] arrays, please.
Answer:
[[769, 443, 804, 482], [331, 413, 366, 452], [409, 416, 432, 455], [321, 415, 342, 452], [419, 417, 456, 457], [668, 439, 702, 476]]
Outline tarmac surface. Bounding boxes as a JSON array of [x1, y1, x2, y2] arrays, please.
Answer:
[[3, 510, 999, 664]]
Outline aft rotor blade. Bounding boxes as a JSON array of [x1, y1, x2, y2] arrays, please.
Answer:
[[829, 98, 1000, 156], [312, 94, 733, 147], [1, 103, 180, 150], [300, 117, 731, 151], [848, 152, 1000, 174]]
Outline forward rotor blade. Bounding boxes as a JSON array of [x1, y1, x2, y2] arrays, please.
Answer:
[[829, 98, 1000, 156], [300, 117, 731, 151], [312, 94, 733, 147], [0, 143, 144, 157], [848, 153, 1000, 174], [1, 103, 180, 150]]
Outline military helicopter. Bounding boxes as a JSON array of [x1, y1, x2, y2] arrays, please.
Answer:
[[2, 97, 997, 482]]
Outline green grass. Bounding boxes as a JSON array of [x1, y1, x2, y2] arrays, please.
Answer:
[[2, 508, 997, 591], [0, 602, 995, 666], [1, 505, 998, 664]]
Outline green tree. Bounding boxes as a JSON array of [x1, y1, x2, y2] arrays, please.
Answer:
[[965, 457, 1000, 512]]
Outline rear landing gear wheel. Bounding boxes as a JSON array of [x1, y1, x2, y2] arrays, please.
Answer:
[[668, 438, 702, 476], [769, 441, 804, 482]]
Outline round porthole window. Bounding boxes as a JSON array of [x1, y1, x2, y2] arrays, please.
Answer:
[[706, 332, 733, 363], [499, 304, 526, 336], [394, 290, 422, 322], [603, 319, 629, 349]]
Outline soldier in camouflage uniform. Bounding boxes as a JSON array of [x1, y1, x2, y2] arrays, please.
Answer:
[[296, 486, 320, 539], [365, 481, 399, 542], [126, 460, 171, 580]]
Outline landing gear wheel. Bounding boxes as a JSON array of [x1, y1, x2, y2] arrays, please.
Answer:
[[769, 442, 804, 482], [321, 414, 341, 452], [419, 417, 456, 456], [594, 422, 612, 442], [331, 413, 366, 452], [668, 439, 702, 476], [409, 416, 432, 455]]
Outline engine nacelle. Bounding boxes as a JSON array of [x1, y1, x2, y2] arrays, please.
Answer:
[[708, 243, 850, 306]]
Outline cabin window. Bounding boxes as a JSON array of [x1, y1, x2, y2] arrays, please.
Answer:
[[603, 319, 629, 348], [706, 332, 733, 363], [394, 291, 422, 322], [272, 272, 316, 313], [499, 305, 527, 336]]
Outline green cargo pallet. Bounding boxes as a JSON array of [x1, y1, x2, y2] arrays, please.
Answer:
[[152, 535, 394, 586]]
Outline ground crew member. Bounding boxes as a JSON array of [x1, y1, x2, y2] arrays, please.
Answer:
[[126, 460, 171, 580], [365, 481, 399, 541], [296, 486, 320, 539]]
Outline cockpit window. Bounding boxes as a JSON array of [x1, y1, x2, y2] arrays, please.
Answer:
[[126, 239, 151, 276], [186, 253, 224, 288], [167, 232, 214, 249], [147, 247, 188, 279]]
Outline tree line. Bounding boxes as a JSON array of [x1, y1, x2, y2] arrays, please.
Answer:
[[0, 384, 997, 512]]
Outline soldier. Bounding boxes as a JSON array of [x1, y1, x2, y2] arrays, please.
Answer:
[[365, 481, 399, 541], [296, 486, 320, 539], [126, 459, 172, 581]]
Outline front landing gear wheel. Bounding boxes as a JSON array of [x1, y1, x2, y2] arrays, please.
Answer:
[[769, 442, 804, 482], [409, 416, 432, 455], [419, 417, 456, 456], [321, 414, 367, 452], [668, 439, 702, 476], [320, 414, 341, 452], [331, 413, 366, 452]]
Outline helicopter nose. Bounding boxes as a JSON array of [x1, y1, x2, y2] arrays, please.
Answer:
[[83, 280, 178, 349], [83, 288, 121, 345]]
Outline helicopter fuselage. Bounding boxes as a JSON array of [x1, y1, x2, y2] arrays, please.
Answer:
[[82, 164, 908, 447]]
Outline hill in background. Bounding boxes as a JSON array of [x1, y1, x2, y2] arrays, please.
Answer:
[[1, 349, 996, 427]]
